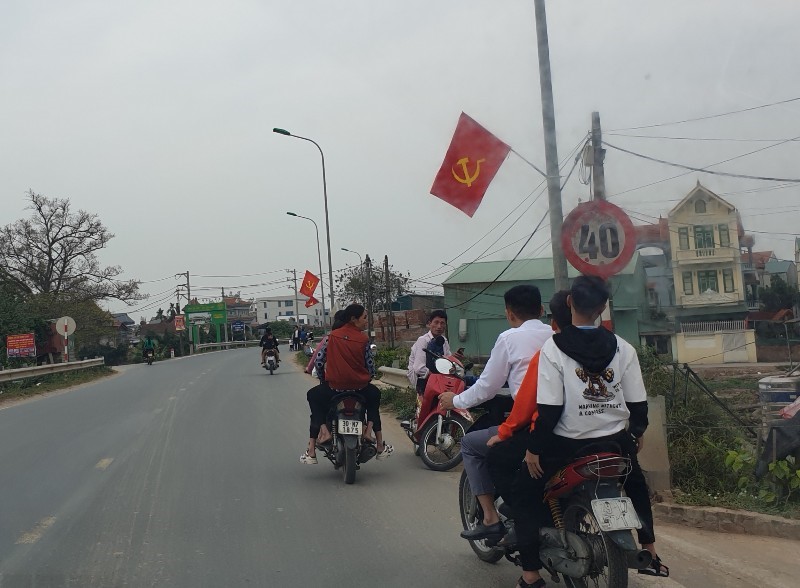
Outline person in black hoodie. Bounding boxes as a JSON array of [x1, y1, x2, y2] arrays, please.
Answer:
[[510, 275, 668, 588]]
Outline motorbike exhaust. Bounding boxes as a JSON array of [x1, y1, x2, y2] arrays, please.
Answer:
[[626, 549, 653, 570]]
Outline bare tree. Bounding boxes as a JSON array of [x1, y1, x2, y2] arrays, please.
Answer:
[[0, 190, 142, 303], [335, 262, 410, 314]]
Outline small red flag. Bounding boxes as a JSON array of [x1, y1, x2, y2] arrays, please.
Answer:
[[430, 113, 511, 217], [305, 296, 319, 308], [299, 271, 320, 298]]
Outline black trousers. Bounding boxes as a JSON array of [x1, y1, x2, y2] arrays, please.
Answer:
[[306, 382, 382, 438], [511, 431, 656, 572], [487, 428, 530, 505]]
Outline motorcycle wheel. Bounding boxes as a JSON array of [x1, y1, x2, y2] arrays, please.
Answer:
[[458, 470, 504, 563], [419, 415, 469, 471], [562, 500, 628, 588], [343, 445, 358, 484], [269, 363, 274, 375]]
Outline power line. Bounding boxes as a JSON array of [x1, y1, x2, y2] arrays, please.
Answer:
[[608, 96, 800, 131], [604, 140, 800, 184], [606, 132, 800, 143]]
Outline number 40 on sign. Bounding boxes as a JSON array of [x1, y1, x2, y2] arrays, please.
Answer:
[[561, 200, 636, 280]]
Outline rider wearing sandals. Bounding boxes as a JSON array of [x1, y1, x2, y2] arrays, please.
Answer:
[[511, 275, 668, 588]]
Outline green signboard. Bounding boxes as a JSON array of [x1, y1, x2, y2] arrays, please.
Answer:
[[184, 302, 228, 348]]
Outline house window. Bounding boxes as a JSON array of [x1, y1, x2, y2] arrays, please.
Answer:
[[277, 301, 282, 307], [695, 200, 707, 213], [682, 271, 693, 295], [285, 300, 293, 307], [678, 227, 689, 250], [263, 302, 267, 309], [285, 311, 294, 316], [723, 269, 735, 293], [694, 225, 714, 249], [718, 224, 730, 248], [697, 270, 719, 293]]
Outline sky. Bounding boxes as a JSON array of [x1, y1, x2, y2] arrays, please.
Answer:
[[2, 0, 799, 318]]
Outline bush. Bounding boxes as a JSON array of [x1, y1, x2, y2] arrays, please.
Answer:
[[373, 346, 410, 369]]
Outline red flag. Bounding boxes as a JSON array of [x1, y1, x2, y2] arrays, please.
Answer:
[[305, 296, 319, 308], [430, 113, 511, 217], [299, 271, 320, 297]]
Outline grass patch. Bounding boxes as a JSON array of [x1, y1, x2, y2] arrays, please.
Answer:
[[380, 385, 417, 421], [0, 366, 114, 403], [673, 489, 800, 519]]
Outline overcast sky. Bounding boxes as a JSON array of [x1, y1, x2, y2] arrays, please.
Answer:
[[2, 0, 799, 318]]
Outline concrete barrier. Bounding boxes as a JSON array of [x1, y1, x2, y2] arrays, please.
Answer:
[[378, 366, 412, 390], [639, 396, 671, 494], [0, 358, 105, 383]]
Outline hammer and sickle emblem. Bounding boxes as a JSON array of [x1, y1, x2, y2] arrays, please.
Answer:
[[305, 280, 314, 290], [451, 157, 486, 187]]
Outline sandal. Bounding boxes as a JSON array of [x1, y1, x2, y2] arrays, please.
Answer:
[[517, 577, 546, 588], [638, 555, 669, 577], [299, 450, 318, 465], [376, 442, 394, 460]]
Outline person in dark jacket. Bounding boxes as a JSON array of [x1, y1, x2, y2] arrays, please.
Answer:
[[510, 275, 668, 588]]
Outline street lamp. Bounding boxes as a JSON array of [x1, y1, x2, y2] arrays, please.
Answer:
[[273, 127, 335, 326], [287, 212, 327, 332]]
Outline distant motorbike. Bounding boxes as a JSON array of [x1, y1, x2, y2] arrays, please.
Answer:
[[459, 445, 652, 586], [144, 349, 155, 366], [264, 349, 278, 375], [401, 353, 473, 471], [316, 389, 377, 484]]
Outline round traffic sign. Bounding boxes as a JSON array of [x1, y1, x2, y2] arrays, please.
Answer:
[[561, 200, 636, 280], [56, 316, 77, 337]]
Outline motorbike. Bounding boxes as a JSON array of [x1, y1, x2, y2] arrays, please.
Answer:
[[401, 353, 473, 471], [459, 444, 652, 587], [316, 390, 377, 484], [144, 348, 155, 366], [264, 349, 278, 375]]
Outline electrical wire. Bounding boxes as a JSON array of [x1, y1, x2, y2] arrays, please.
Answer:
[[608, 96, 800, 131], [606, 132, 800, 143], [604, 140, 800, 183]]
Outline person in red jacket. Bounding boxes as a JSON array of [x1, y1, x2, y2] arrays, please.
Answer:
[[300, 304, 393, 464]]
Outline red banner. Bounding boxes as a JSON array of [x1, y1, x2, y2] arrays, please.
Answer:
[[430, 112, 511, 217], [299, 271, 320, 298], [7, 333, 36, 358], [305, 296, 319, 308]]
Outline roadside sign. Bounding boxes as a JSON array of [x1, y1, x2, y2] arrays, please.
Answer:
[[6, 333, 36, 358], [232, 321, 245, 332], [174, 315, 186, 331], [56, 316, 77, 337], [561, 200, 636, 280]]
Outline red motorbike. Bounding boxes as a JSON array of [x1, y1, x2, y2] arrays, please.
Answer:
[[460, 446, 652, 587], [401, 353, 473, 471]]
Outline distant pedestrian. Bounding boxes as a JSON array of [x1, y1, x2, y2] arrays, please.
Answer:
[[292, 326, 300, 351]]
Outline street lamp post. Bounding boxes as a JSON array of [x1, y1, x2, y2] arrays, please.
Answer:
[[273, 128, 335, 327], [287, 212, 327, 333]]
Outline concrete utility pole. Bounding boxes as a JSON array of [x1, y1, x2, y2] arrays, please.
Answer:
[[364, 254, 374, 340], [176, 271, 192, 353], [534, 0, 569, 291], [591, 112, 607, 201], [287, 269, 300, 325], [384, 255, 395, 347]]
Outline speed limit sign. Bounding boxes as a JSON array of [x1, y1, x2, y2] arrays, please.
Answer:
[[561, 200, 636, 280]]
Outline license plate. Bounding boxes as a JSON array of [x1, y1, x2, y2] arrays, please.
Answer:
[[591, 497, 641, 531], [337, 419, 362, 435]]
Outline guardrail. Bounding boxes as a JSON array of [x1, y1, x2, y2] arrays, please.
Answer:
[[0, 358, 105, 383], [377, 366, 412, 390], [194, 339, 293, 352]]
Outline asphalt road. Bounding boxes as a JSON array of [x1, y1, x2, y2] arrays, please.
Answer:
[[0, 348, 794, 587]]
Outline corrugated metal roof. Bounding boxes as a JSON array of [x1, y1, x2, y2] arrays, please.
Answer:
[[442, 252, 640, 285], [765, 259, 793, 273]]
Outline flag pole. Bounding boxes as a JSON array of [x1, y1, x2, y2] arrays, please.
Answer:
[[534, 0, 569, 291], [509, 148, 547, 178]]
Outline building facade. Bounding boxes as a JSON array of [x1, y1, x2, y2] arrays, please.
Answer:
[[253, 294, 327, 327]]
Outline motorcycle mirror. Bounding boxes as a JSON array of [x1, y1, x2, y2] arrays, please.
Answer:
[[370, 344, 377, 351], [434, 357, 454, 374]]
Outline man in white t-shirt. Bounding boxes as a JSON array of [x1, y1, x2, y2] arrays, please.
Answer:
[[511, 275, 668, 587], [406, 310, 452, 393], [439, 285, 553, 541]]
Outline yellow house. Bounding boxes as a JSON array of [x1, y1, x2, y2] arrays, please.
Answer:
[[668, 183, 755, 363]]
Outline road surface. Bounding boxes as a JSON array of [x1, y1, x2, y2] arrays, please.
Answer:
[[0, 348, 795, 587]]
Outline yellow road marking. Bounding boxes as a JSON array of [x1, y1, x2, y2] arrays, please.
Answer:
[[15, 516, 56, 544], [95, 458, 114, 471]]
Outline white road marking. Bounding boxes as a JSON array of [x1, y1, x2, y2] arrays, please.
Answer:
[[95, 458, 114, 471], [15, 516, 56, 544]]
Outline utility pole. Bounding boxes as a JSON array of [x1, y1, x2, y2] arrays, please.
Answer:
[[176, 271, 192, 353], [287, 269, 300, 326], [590, 111, 615, 330], [365, 254, 374, 341], [534, 0, 569, 291], [591, 112, 606, 201], [384, 255, 395, 347]]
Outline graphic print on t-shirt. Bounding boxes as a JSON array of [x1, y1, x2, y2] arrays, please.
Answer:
[[575, 367, 616, 402]]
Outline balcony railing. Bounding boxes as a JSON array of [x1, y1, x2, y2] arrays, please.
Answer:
[[681, 320, 750, 334], [695, 248, 716, 258]]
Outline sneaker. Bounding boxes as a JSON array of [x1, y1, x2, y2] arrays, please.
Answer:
[[300, 451, 318, 465], [376, 442, 394, 460]]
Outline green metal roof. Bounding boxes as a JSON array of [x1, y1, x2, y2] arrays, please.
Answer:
[[765, 259, 793, 274], [442, 252, 641, 285]]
